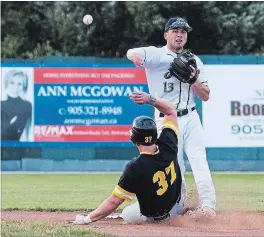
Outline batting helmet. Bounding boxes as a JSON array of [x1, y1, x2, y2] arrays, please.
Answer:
[[164, 17, 192, 33], [130, 116, 158, 146]]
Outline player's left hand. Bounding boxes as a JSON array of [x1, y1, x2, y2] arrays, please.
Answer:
[[190, 65, 199, 81], [129, 92, 149, 105], [167, 49, 198, 84], [72, 215, 91, 225]]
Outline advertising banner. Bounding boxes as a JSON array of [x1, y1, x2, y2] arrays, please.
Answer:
[[1, 68, 34, 142], [1, 67, 152, 145], [202, 65, 264, 147]]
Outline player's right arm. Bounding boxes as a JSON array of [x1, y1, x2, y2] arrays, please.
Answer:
[[129, 91, 177, 126], [126, 46, 161, 69], [130, 92, 179, 151], [80, 161, 136, 224], [112, 161, 137, 202]]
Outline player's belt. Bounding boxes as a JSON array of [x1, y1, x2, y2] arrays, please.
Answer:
[[151, 212, 170, 221], [159, 106, 195, 118]]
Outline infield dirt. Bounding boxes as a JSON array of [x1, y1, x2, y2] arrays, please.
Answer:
[[2, 210, 264, 236]]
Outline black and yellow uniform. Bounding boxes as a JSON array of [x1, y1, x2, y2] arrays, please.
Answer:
[[112, 120, 182, 218]]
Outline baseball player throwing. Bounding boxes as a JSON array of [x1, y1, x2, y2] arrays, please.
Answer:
[[74, 91, 183, 224], [126, 17, 216, 218]]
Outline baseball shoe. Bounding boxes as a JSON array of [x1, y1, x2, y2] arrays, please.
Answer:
[[186, 207, 216, 220], [106, 213, 122, 219], [73, 215, 88, 225]]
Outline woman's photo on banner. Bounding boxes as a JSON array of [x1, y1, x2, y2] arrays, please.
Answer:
[[1, 68, 34, 142]]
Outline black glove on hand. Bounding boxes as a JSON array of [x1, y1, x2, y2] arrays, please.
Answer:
[[167, 49, 198, 84]]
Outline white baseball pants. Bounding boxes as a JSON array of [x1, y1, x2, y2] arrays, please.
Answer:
[[121, 199, 184, 224], [155, 109, 216, 210]]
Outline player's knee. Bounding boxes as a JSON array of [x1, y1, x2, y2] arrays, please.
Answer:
[[121, 204, 147, 224], [181, 182, 188, 201], [170, 198, 185, 217]]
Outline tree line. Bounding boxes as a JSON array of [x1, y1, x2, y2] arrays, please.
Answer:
[[1, 1, 264, 59]]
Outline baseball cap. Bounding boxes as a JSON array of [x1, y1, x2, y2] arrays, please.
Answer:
[[164, 17, 192, 33]]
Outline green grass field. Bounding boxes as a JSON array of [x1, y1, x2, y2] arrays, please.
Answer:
[[2, 173, 264, 236], [2, 173, 264, 212], [1, 220, 114, 237]]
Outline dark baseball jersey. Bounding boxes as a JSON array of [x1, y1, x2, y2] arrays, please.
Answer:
[[112, 120, 182, 218]]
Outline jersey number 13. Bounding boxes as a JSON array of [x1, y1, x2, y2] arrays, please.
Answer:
[[163, 82, 174, 93], [152, 161, 176, 196]]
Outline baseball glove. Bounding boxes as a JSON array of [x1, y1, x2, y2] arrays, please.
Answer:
[[165, 49, 198, 84]]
